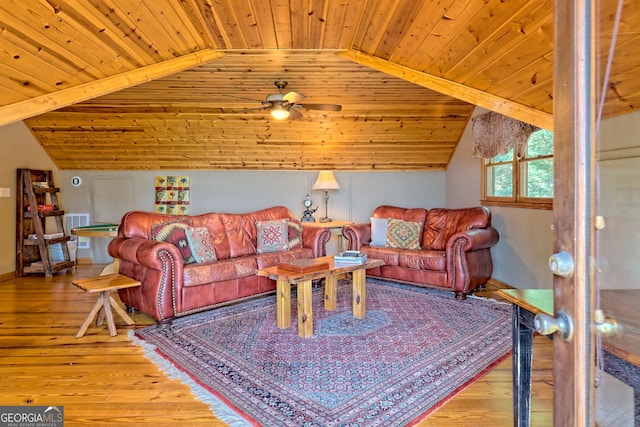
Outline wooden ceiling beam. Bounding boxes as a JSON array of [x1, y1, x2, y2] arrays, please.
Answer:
[[337, 50, 554, 130], [0, 49, 225, 127]]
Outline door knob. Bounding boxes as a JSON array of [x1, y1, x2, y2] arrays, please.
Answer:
[[594, 309, 619, 338], [549, 251, 574, 277], [534, 309, 574, 341]]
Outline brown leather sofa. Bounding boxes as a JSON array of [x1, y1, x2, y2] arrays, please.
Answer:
[[342, 206, 499, 299], [108, 206, 331, 323]]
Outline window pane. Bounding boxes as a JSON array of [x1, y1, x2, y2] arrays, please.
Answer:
[[488, 163, 513, 197], [491, 148, 514, 164], [527, 129, 554, 158], [523, 158, 554, 197]]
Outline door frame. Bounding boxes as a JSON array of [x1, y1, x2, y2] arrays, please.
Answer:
[[552, 0, 596, 425]]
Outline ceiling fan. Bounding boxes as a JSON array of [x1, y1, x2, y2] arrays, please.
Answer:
[[236, 81, 342, 120]]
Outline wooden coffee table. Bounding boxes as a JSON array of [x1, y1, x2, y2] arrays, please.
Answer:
[[257, 256, 384, 338]]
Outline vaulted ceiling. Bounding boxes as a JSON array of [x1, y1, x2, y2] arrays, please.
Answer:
[[2, 1, 639, 171]]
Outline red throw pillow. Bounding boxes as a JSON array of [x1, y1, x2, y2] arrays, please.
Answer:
[[151, 220, 196, 264], [288, 219, 303, 250]]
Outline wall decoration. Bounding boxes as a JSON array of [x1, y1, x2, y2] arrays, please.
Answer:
[[155, 176, 190, 215]]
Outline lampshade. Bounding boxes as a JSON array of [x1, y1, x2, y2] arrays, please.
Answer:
[[312, 171, 340, 190], [270, 103, 290, 120]]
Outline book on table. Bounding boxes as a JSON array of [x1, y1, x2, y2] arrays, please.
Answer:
[[334, 250, 368, 264]]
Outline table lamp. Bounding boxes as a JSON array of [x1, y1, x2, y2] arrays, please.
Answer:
[[312, 171, 340, 223]]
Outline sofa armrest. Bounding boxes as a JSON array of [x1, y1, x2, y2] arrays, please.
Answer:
[[445, 227, 499, 297], [108, 236, 184, 272], [447, 227, 499, 253], [342, 223, 372, 250], [108, 236, 184, 321], [301, 226, 332, 257]]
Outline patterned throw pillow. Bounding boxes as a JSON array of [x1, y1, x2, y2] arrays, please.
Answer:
[[287, 219, 303, 250], [151, 220, 196, 264], [370, 217, 389, 247], [386, 219, 422, 249], [256, 219, 290, 254], [185, 227, 217, 264]]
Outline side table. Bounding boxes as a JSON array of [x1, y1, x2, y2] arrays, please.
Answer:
[[72, 273, 140, 338], [303, 220, 353, 254], [71, 223, 120, 275]]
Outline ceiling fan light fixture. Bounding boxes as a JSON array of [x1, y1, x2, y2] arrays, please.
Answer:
[[270, 103, 290, 120]]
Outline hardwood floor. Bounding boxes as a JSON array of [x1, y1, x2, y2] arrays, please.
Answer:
[[0, 265, 553, 426]]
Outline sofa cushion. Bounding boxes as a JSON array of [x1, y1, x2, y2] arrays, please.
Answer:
[[399, 249, 446, 271], [183, 256, 258, 286], [256, 218, 290, 254], [370, 217, 388, 247], [185, 226, 217, 263], [360, 246, 400, 266], [151, 220, 196, 264], [386, 219, 422, 249], [255, 247, 314, 269], [287, 219, 304, 250]]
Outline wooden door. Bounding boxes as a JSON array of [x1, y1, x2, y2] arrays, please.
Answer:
[[553, 0, 639, 425]]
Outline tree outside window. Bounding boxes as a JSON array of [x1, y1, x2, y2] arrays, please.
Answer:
[[481, 129, 554, 209]]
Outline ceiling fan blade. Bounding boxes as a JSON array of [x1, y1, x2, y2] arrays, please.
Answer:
[[298, 103, 342, 112], [282, 91, 306, 104], [288, 108, 304, 120]]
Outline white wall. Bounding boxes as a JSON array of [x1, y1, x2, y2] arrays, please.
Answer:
[[58, 170, 445, 262], [595, 110, 640, 290]]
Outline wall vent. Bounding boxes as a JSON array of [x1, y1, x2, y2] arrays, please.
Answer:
[[65, 213, 90, 248]]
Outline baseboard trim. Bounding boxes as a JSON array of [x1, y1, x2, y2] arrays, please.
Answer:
[[485, 277, 516, 290], [0, 271, 16, 282]]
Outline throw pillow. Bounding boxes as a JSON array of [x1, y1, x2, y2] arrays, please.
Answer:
[[151, 220, 196, 264], [287, 219, 303, 250], [386, 219, 422, 249], [370, 217, 389, 247], [185, 226, 217, 264], [256, 218, 290, 254]]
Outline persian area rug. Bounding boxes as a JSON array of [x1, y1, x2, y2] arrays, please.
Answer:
[[131, 278, 512, 426]]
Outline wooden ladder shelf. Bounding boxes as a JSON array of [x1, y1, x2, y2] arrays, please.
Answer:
[[16, 169, 75, 277]]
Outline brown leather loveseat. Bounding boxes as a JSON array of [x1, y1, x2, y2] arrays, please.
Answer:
[[108, 206, 331, 323], [342, 206, 499, 299]]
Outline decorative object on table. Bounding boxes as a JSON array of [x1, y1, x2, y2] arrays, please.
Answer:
[[132, 278, 511, 426], [334, 250, 367, 264], [300, 193, 317, 222], [155, 176, 190, 215], [312, 170, 340, 223], [276, 258, 330, 273]]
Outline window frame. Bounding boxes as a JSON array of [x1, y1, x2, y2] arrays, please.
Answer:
[[480, 134, 554, 210]]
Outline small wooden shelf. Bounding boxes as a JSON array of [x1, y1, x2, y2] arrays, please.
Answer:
[[16, 169, 75, 277]]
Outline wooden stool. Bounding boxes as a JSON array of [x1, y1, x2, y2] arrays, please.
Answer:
[[72, 273, 140, 338]]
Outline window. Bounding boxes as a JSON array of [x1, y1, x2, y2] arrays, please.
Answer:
[[481, 129, 554, 209]]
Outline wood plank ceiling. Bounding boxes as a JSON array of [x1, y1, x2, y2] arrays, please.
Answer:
[[2, 0, 639, 171]]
